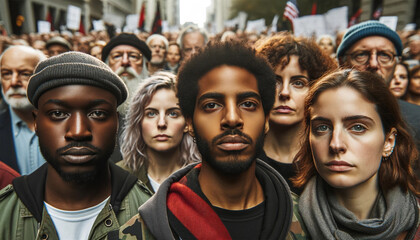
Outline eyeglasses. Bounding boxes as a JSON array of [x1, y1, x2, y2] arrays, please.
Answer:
[[1, 70, 33, 82], [109, 51, 143, 63], [345, 50, 400, 66]]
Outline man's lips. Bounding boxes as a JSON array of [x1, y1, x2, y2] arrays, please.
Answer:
[[61, 147, 96, 164], [273, 105, 294, 113], [325, 160, 354, 172], [217, 135, 249, 151]]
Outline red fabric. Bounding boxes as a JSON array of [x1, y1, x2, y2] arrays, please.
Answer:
[[348, 8, 362, 27], [138, 2, 146, 30], [46, 11, 54, 31], [79, 18, 86, 35], [167, 165, 231, 240], [151, 1, 162, 34], [311, 3, 317, 15], [0, 161, 20, 189]]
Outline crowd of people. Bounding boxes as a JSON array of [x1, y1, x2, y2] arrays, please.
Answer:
[[0, 19, 419, 239]]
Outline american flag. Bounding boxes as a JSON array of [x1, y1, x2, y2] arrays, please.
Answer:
[[283, 0, 299, 23]]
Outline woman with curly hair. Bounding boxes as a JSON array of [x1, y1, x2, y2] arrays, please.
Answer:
[[118, 72, 201, 193], [255, 32, 337, 194], [294, 69, 419, 239]]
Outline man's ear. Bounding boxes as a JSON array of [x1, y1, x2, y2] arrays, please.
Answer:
[[32, 110, 38, 133], [382, 128, 397, 157], [186, 118, 195, 137]]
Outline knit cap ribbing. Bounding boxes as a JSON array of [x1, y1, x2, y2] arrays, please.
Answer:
[[336, 20, 403, 58], [28, 51, 128, 108]]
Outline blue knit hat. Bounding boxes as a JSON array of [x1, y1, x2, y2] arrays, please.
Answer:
[[336, 20, 403, 58]]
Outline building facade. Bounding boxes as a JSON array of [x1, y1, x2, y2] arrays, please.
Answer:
[[0, 0, 179, 35]]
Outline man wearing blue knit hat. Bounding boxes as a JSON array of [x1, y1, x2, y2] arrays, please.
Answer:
[[337, 20, 420, 158]]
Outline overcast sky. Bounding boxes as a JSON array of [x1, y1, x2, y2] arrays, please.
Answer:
[[179, 0, 211, 27]]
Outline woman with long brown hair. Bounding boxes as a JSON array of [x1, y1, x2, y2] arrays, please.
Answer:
[[294, 69, 419, 239]]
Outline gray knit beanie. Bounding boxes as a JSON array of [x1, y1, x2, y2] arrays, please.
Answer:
[[336, 20, 403, 58], [28, 51, 128, 108], [46, 36, 72, 50]]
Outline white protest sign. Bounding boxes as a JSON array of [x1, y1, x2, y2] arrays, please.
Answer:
[[125, 14, 139, 32], [293, 15, 325, 38], [66, 5, 81, 30], [246, 18, 266, 33], [162, 20, 169, 33], [269, 15, 279, 33], [380, 16, 398, 31], [103, 13, 125, 28], [92, 20, 105, 31], [238, 12, 248, 31], [324, 6, 348, 35], [293, 6, 348, 38], [37, 21, 51, 33]]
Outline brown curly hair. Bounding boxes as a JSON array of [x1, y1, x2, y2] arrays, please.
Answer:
[[255, 32, 337, 82]]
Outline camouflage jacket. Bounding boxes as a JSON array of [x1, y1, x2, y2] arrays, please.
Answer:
[[109, 161, 308, 240]]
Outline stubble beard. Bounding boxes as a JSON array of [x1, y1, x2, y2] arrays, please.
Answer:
[[194, 127, 265, 175]]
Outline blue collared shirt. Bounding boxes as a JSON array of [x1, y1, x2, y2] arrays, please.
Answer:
[[9, 107, 45, 175]]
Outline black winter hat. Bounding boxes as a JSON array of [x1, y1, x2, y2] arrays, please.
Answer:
[[101, 33, 151, 62], [28, 52, 128, 108]]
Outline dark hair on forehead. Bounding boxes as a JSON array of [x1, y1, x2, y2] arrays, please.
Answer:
[[176, 41, 276, 119]]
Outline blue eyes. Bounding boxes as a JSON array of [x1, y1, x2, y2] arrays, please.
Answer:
[[350, 124, 366, 132], [313, 123, 368, 135], [146, 112, 157, 117], [315, 125, 330, 133], [145, 110, 181, 118]]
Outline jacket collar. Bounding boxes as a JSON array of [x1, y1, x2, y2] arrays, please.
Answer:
[[12, 162, 137, 222]]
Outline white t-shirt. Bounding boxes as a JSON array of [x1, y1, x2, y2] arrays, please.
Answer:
[[148, 174, 161, 192], [44, 196, 110, 240]]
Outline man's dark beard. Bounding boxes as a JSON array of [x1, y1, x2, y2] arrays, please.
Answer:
[[40, 142, 112, 184], [194, 127, 265, 175]]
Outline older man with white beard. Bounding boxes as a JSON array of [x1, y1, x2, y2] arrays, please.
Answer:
[[0, 46, 46, 174], [102, 33, 151, 115], [146, 34, 168, 75]]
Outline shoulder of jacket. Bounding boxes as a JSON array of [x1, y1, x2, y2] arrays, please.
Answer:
[[133, 180, 154, 197], [108, 213, 155, 240], [0, 184, 15, 200]]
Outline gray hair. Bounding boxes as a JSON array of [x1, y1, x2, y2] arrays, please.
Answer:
[[120, 71, 201, 172], [316, 34, 336, 48], [176, 25, 209, 50], [146, 34, 169, 51], [0, 45, 47, 81]]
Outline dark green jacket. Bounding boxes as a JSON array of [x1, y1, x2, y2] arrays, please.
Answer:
[[0, 163, 152, 240]]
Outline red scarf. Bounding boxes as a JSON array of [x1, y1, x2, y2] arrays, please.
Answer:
[[167, 164, 232, 240]]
